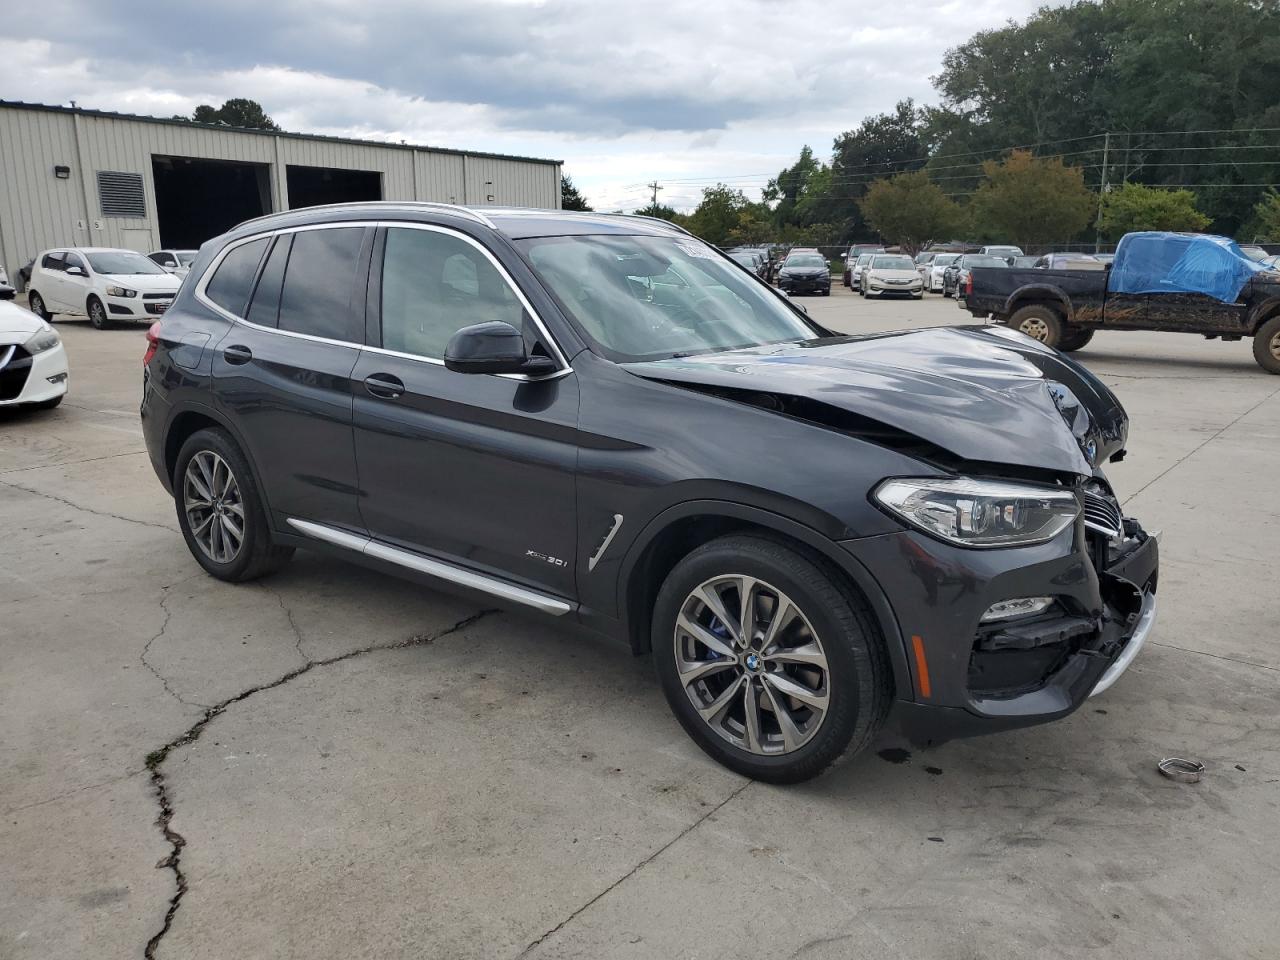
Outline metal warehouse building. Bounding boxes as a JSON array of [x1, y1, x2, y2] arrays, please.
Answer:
[[0, 101, 562, 286]]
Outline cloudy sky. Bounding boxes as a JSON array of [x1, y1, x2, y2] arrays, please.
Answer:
[[0, 0, 1042, 212]]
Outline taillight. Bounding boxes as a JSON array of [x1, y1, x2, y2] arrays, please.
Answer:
[[143, 321, 161, 367], [964, 273, 974, 296]]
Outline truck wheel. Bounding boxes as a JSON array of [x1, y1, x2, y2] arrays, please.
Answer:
[[1009, 304, 1065, 348], [1058, 328, 1095, 352], [1254, 315, 1280, 374]]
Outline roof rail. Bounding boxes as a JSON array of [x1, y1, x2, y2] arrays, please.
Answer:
[[226, 200, 498, 232], [622, 214, 695, 237]]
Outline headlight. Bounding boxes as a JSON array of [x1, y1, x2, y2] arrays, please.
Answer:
[[873, 478, 1079, 548], [23, 325, 60, 354], [106, 285, 137, 298]]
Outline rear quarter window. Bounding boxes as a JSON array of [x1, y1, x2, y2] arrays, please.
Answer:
[[205, 238, 270, 316]]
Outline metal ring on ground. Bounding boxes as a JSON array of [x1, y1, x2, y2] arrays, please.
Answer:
[[1158, 757, 1204, 783]]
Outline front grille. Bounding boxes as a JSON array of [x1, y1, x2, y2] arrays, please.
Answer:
[[1082, 488, 1123, 538], [143, 293, 171, 300], [0, 344, 33, 400]]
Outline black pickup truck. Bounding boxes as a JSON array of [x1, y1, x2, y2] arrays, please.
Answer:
[[962, 232, 1280, 374]]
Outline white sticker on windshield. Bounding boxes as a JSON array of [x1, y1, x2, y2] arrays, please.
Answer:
[[676, 240, 715, 260]]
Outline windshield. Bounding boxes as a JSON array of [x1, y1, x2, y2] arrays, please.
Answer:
[[964, 255, 1009, 268], [871, 255, 914, 270], [519, 234, 820, 362], [85, 251, 167, 275], [785, 255, 826, 269], [175, 251, 196, 266], [934, 254, 959, 266]]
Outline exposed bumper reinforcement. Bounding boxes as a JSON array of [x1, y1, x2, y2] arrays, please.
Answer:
[[1089, 591, 1157, 698]]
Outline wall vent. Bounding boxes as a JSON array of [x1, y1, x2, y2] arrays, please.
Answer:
[[97, 171, 146, 218]]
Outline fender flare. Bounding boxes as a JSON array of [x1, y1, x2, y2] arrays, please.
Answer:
[[1247, 294, 1280, 334], [1004, 284, 1076, 323], [615, 498, 913, 698], [160, 399, 275, 521]]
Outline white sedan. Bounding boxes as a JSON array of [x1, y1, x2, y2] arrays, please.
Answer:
[[860, 253, 924, 299], [26, 248, 182, 330], [0, 299, 69, 410]]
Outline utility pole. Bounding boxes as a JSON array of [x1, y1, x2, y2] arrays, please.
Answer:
[[1094, 131, 1111, 253], [647, 181, 663, 206]]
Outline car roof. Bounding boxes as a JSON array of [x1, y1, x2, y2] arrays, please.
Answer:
[[220, 202, 695, 243], [40, 246, 140, 255]]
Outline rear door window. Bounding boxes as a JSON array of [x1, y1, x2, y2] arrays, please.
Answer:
[[205, 238, 269, 316], [41, 252, 66, 271], [277, 227, 367, 342]]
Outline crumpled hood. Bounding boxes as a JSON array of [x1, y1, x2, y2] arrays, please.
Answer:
[[623, 325, 1128, 475]]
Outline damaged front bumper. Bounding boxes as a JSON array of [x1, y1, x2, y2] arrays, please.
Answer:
[[841, 510, 1159, 747]]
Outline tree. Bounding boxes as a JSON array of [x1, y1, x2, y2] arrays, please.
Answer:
[[859, 171, 962, 255], [682, 185, 764, 247], [633, 202, 679, 221], [561, 174, 592, 211], [1246, 190, 1280, 241], [1099, 183, 1210, 240], [189, 98, 279, 130], [969, 150, 1095, 248]]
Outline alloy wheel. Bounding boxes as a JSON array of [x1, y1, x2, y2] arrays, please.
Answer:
[[1271, 329, 1280, 362], [183, 450, 245, 563], [1019, 317, 1050, 341], [674, 575, 830, 755], [89, 300, 107, 328]]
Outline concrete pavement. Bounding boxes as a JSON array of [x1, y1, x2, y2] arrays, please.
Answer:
[[2, 290, 1277, 959]]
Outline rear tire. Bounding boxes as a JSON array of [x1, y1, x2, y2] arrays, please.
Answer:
[[87, 296, 110, 330], [1008, 303, 1066, 348], [174, 427, 294, 582], [28, 291, 51, 321], [653, 534, 891, 784], [1254, 315, 1280, 374], [1058, 328, 1095, 352]]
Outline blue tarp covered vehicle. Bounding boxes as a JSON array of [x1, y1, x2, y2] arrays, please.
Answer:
[[960, 231, 1280, 373], [1110, 232, 1268, 304]]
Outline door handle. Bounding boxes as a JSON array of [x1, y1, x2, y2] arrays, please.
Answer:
[[223, 344, 253, 365], [364, 373, 405, 400]]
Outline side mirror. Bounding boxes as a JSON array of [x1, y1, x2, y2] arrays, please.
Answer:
[[66, 265, 85, 277], [444, 321, 557, 376]]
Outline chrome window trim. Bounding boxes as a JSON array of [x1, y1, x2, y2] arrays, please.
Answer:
[[286, 518, 572, 616], [193, 219, 572, 382]]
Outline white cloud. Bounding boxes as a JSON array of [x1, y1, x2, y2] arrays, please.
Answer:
[[0, 0, 1042, 212]]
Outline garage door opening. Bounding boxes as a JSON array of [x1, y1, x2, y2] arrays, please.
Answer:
[[287, 165, 382, 209], [152, 156, 271, 249]]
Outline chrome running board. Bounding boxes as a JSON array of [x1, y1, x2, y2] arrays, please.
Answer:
[[286, 518, 572, 616]]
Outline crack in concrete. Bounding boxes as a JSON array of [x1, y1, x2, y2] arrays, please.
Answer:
[[141, 607, 497, 960], [3, 769, 144, 817], [514, 780, 752, 958], [0, 477, 174, 532], [1151, 639, 1280, 674], [0, 448, 147, 477], [140, 590, 211, 710], [263, 584, 309, 664]]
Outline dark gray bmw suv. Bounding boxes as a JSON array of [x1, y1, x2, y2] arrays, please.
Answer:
[[141, 203, 1159, 784]]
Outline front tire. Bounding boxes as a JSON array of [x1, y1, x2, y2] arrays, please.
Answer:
[[653, 535, 890, 784], [1253, 315, 1280, 374], [174, 427, 294, 582], [1058, 328, 1095, 352], [1008, 303, 1066, 347], [87, 296, 109, 330], [28, 291, 51, 321]]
